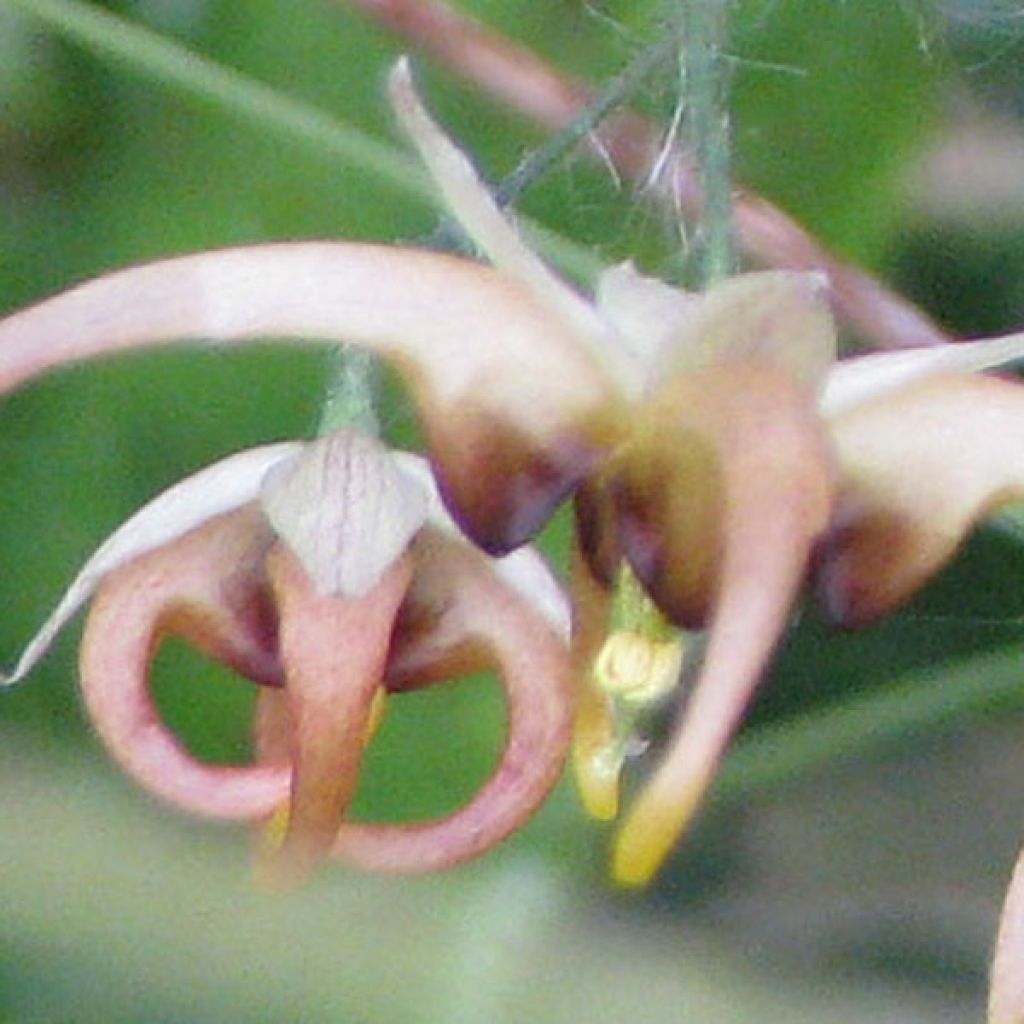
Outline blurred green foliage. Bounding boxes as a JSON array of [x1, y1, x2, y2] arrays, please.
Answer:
[[3, 1, 1024, 1021]]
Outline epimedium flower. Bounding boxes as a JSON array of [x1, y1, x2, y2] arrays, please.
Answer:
[[3, 425, 573, 879], [4, 58, 1024, 894]]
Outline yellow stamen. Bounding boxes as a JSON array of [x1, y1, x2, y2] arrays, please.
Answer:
[[571, 564, 686, 828], [592, 631, 684, 706]]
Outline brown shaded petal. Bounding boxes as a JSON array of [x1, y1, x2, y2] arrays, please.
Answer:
[[264, 545, 413, 879], [609, 363, 835, 885], [383, 453, 571, 688], [0, 243, 623, 551], [819, 373, 1024, 627], [328, 529, 572, 872], [79, 506, 289, 820], [990, 845, 1024, 1024]]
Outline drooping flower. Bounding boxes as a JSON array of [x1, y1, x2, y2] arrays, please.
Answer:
[[3, 59, 1024, 892], [4, 426, 572, 878]]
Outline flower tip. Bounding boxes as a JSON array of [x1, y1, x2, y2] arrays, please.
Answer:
[[989, 846, 1024, 1024], [611, 785, 702, 888], [387, 55, 416, 109], [573, 752, 620, 822], [251, 803, 305, 891]]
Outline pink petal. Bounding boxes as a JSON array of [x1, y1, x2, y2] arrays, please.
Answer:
[[79, 506, 289, 820], [0, 242, 620, 551], [264, 545, 412, 878], [328, 530, 572, 872], [990, 845, 1024, 1024]]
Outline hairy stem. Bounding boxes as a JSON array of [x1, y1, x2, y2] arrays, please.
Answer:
[[317, 346, 381, 437], [679, 0, 735, 286], [342, 0, 953, 351]]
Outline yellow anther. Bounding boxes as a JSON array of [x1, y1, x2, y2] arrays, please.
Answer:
[[592, 630, 684, 706]]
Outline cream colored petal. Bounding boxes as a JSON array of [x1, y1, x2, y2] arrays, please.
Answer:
[[388, 59, 634, 384], [0, 243, 620, 552], [658, 271, 837, 389], [594, 262, 698, 396], [1, 443, 300, 686], [821, 330, 1024, 417], [261, 431, 427, 599], [79, 507, 289, 820], [330, 529, 572, 872], [820, 372, 1024, 626], [608, 364, 835, 885], [990, 844, 1024, 1024]]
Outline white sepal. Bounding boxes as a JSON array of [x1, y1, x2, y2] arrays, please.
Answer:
[[260, 431, 428, 598], [821, 331, 1024, 417], [1, 442, 301, 686]]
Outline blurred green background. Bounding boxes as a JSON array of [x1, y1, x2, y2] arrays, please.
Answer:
[[3, 1, 1024, 1020]]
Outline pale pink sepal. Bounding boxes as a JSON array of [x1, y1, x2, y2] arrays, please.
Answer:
[[329, 531, 572, 872], [657, 271, 837, 391], [0, 242, 618, 552], [990, 845, 1024, 1024], [821, 330, 1024, 417], [261, 431, 427, 598], [0, 242, 602, 409], [78, 506, 290, 820], [594, 263, 698, 395], [1, 442, 301, 687]]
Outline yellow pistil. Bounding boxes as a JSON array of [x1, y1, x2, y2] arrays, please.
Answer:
[[572, 564, 686, 825]]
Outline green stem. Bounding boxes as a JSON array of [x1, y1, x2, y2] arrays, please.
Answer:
[[494, 35, 680, 209], [317, 346, 380, 437], [717, 643, 1024, 805], [679, 0, 735, 286]]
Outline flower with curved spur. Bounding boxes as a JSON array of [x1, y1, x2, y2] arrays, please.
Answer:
[[3, 425, 572, 879], [4, 59, 1024, 890]]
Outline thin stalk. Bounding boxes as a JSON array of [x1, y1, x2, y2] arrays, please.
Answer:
[[678, 0, 735, 285], [317, 346, 380, 437], [494, 34, 679, 209]]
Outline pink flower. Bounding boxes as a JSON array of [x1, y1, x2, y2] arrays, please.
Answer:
[[4, 60, 1024, 896]]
